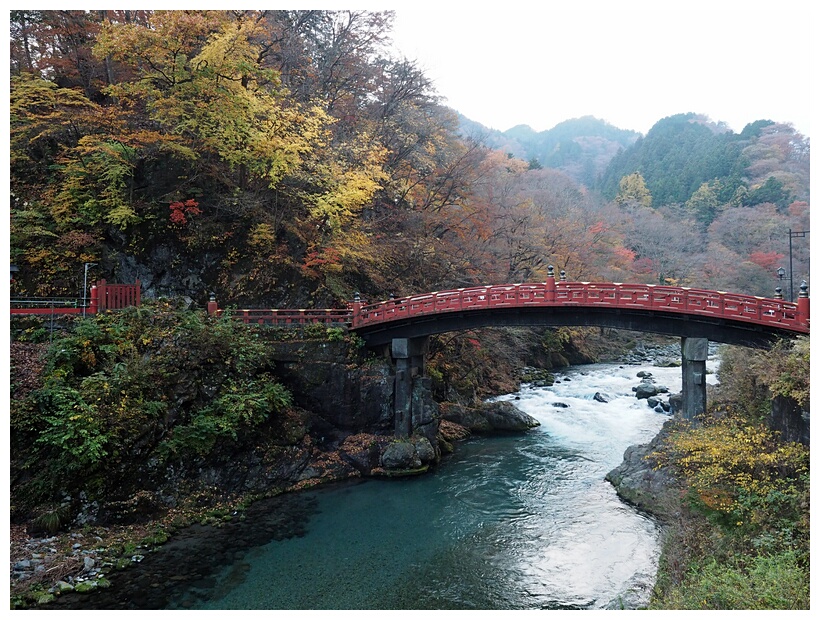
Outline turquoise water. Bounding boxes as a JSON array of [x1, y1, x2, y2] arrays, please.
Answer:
[[161, 362, 696, 610]]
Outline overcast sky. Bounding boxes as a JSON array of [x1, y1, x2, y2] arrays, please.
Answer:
[[387, 0, 813, 137]]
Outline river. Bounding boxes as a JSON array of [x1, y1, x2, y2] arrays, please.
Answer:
[[57, 356, 718, 610]]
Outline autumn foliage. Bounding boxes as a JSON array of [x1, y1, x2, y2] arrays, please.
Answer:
[[8, 10, 810, 305], [169, 199, 201, 226]]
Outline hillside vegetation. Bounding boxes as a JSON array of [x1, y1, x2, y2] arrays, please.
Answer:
[[10, 10, 810, 305]]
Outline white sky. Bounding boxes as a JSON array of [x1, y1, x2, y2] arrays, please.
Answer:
[[386, 0, 813, 137]]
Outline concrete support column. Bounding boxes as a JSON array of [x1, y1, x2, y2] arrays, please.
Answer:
[[391, 337, 428, 437], [680, 337, 708, 423]]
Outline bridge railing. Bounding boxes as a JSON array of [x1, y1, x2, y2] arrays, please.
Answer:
[[213, 308, 353, 326], [352, 281, 808, 333]]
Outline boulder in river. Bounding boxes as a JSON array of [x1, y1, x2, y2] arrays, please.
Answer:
[[593, 392, 611, 403], [634, 382, 660, 399], [381, 441, 422, 470], [606, 420, 683, 522], [439, 400, 540, 433], [482, 401, 541, 431]]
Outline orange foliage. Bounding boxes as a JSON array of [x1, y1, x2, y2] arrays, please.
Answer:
[[748, 251, 785, 271]]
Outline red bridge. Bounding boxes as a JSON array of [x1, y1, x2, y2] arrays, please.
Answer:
[[210, 274, 809, 349], [11, 274, 807, 348], [10, 272, 808, 435]]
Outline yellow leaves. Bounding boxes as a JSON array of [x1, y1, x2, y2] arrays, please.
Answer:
[[296, 132, 387, 235], [192, 16, 271, 92], [104, 205, 141, 230], [616, 172, 652, 208], [658, 414, 809, 514], [10, 75, 100, 169], [310, 167, 384, 231], [248, 224, 276, 248]]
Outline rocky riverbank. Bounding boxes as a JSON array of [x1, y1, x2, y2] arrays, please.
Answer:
[[7, 333, 682, 609], [9, 398, 540, 608], [603, 340, 697, 522]]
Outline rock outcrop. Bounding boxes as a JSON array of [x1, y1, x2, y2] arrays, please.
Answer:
[[439, 400, 540, 433], [605, 420, 682, 522]]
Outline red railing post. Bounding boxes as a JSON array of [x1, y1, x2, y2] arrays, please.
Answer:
[[207, 292, 218, 316], [97, 279, 107, 311], [89, 284, 98, 314], [797, 281, 810, 329], [546, 265, 556, 303]]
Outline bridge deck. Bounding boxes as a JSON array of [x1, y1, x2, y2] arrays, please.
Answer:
[[211, 280, 808, 349]]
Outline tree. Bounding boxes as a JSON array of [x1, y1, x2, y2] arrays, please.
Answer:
[[685, 180, 723, 229], [747, 177, 791, 210], [616, 172, 652, 208], [621, 207, 702, 284]]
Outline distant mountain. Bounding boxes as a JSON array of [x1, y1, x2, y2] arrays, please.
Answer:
[[456, 114, 641, 187]]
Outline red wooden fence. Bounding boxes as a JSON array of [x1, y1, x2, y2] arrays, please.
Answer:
[[10, 280, 141, 316], [90, 279, 141, 312]]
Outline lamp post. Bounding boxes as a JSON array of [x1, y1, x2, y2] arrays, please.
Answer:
[[83, 262, 97, 317], [775, 267, 786, 299], [786, 229, 809, 302]]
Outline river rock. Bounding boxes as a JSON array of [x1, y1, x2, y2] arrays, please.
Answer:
[[593, 392, 611, 403], [481, 401, 541, 431], [438, 403, 493, 432], [605, 420, 682, 522], [412, 436, 436, 464], [381, 441, 422, 470], [338, 433, 385, 474], [634, 382, 660, 399], [439, 401, 539, 433]]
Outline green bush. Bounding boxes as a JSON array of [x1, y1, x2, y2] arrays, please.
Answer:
[[158, 376, 292, 457], [11, 301, 293, 508], [657, 551, 809, 609], [649, 336, 810, 610]]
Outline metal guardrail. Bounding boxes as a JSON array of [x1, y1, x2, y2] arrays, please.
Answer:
[[10, 297, 82, 308]]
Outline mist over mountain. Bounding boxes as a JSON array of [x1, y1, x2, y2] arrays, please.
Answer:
[[457, 114, 641, 186], [457, 112, 809, 208]]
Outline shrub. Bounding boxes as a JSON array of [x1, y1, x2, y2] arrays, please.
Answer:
[[657, 551, 809, 609], [10, 301, 293, 509]]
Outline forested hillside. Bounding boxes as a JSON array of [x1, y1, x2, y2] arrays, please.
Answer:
[[10, 9, 810, 307], [460, 115, 641, 187]]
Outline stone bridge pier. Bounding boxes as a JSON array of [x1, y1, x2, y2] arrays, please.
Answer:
[[391, 336, 429, 437], [680, 337, 709, 422]]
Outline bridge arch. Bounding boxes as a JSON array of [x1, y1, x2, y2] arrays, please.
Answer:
[[350, 277, 808, 348]]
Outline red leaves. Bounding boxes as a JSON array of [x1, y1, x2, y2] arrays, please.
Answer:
[[301, 246, 342, 278], [748, 251, 785, 271], [169, 199, 201, 225]]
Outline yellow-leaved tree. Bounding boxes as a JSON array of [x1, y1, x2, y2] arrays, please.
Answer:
[[616, 172, 652, 208]]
